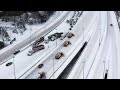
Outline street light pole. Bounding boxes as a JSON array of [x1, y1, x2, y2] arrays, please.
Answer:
[[30, 26, 32, 45], [13, 55, 16, 79], [53, 56, 55, 79], [103, 61, 105, 78], [56, 29, 57, 46]]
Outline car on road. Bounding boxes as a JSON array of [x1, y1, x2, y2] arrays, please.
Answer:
[[67, 33, 74, 38], [28, 45, 45, 56], [38, 72, 46, 79], [32, 37, 44, 47], [55, 52, 64, 59], [14, 50, 20, 55], [48, 32, 63, 41], [63, 41, 71, 47], [38, 64, 44, 68], [110, 24, 113, 26]]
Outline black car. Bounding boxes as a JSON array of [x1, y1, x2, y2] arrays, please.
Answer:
[[14, 50, 20, 55], [38, 64, 43, 68], [110, 24, 113, 26], [6, 62, 13, 66], [48, 32, 63, 41]]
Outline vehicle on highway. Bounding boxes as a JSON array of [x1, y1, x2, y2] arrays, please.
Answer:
[[28, 44, 45, 56], [70, 19, 74, 26], [66, 20, 70, 23], [32, 37, 44, 46], [6, 62, 13, 66], [73, 20, 77, 25], [110, 24, 113, 26], [48, 32, 63, 41], [55, 52, 64, 59], [38, 72, 46, 79], [38, 64, 44, 68], [14, 50, 20, 55], [67, 33, 74, 38], [63, 41, 71, 47]]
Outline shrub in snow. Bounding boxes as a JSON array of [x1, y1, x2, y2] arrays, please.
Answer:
[[0, 41, 5, 49]]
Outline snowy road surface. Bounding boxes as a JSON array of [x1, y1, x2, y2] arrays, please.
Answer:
[[0, 11, 69, 63], [0, 11, 120, 79]]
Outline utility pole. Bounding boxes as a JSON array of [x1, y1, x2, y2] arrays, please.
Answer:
[[83, 27, 84, 45], [103, 60, 105, 78], [13, 55, 16, 79], [53, 56, 55, 79], [56, 29, 57, 46], [99, 28, 101, 46], [83, 60, 85, 79], [30, 26, 32, 45]]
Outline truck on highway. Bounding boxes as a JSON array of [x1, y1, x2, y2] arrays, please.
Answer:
[[48, 32, 63, 41], [28, 44, 45, 56]]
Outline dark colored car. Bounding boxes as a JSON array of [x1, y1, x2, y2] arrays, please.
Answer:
[[38, 72, 46, 79], [110, 24, 113, 26], [14, 50, 20, 55], [48, 32, 63, 41], [6, 62, 13, 66], [32, 37, 44, 46], [38, 64, 43, 68]]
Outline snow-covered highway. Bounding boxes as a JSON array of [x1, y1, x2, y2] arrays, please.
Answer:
[[67, 11, 120, 79], [0, 11, 69, 64], [0, 11, 120, 79]]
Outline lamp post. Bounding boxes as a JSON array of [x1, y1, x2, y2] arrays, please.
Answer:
[[13, 55, 16, 79], [103, 60, 105, 78], [55, 29, 57, 46], [30, 26, 32, 45], [53, 56, 55, 79]]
